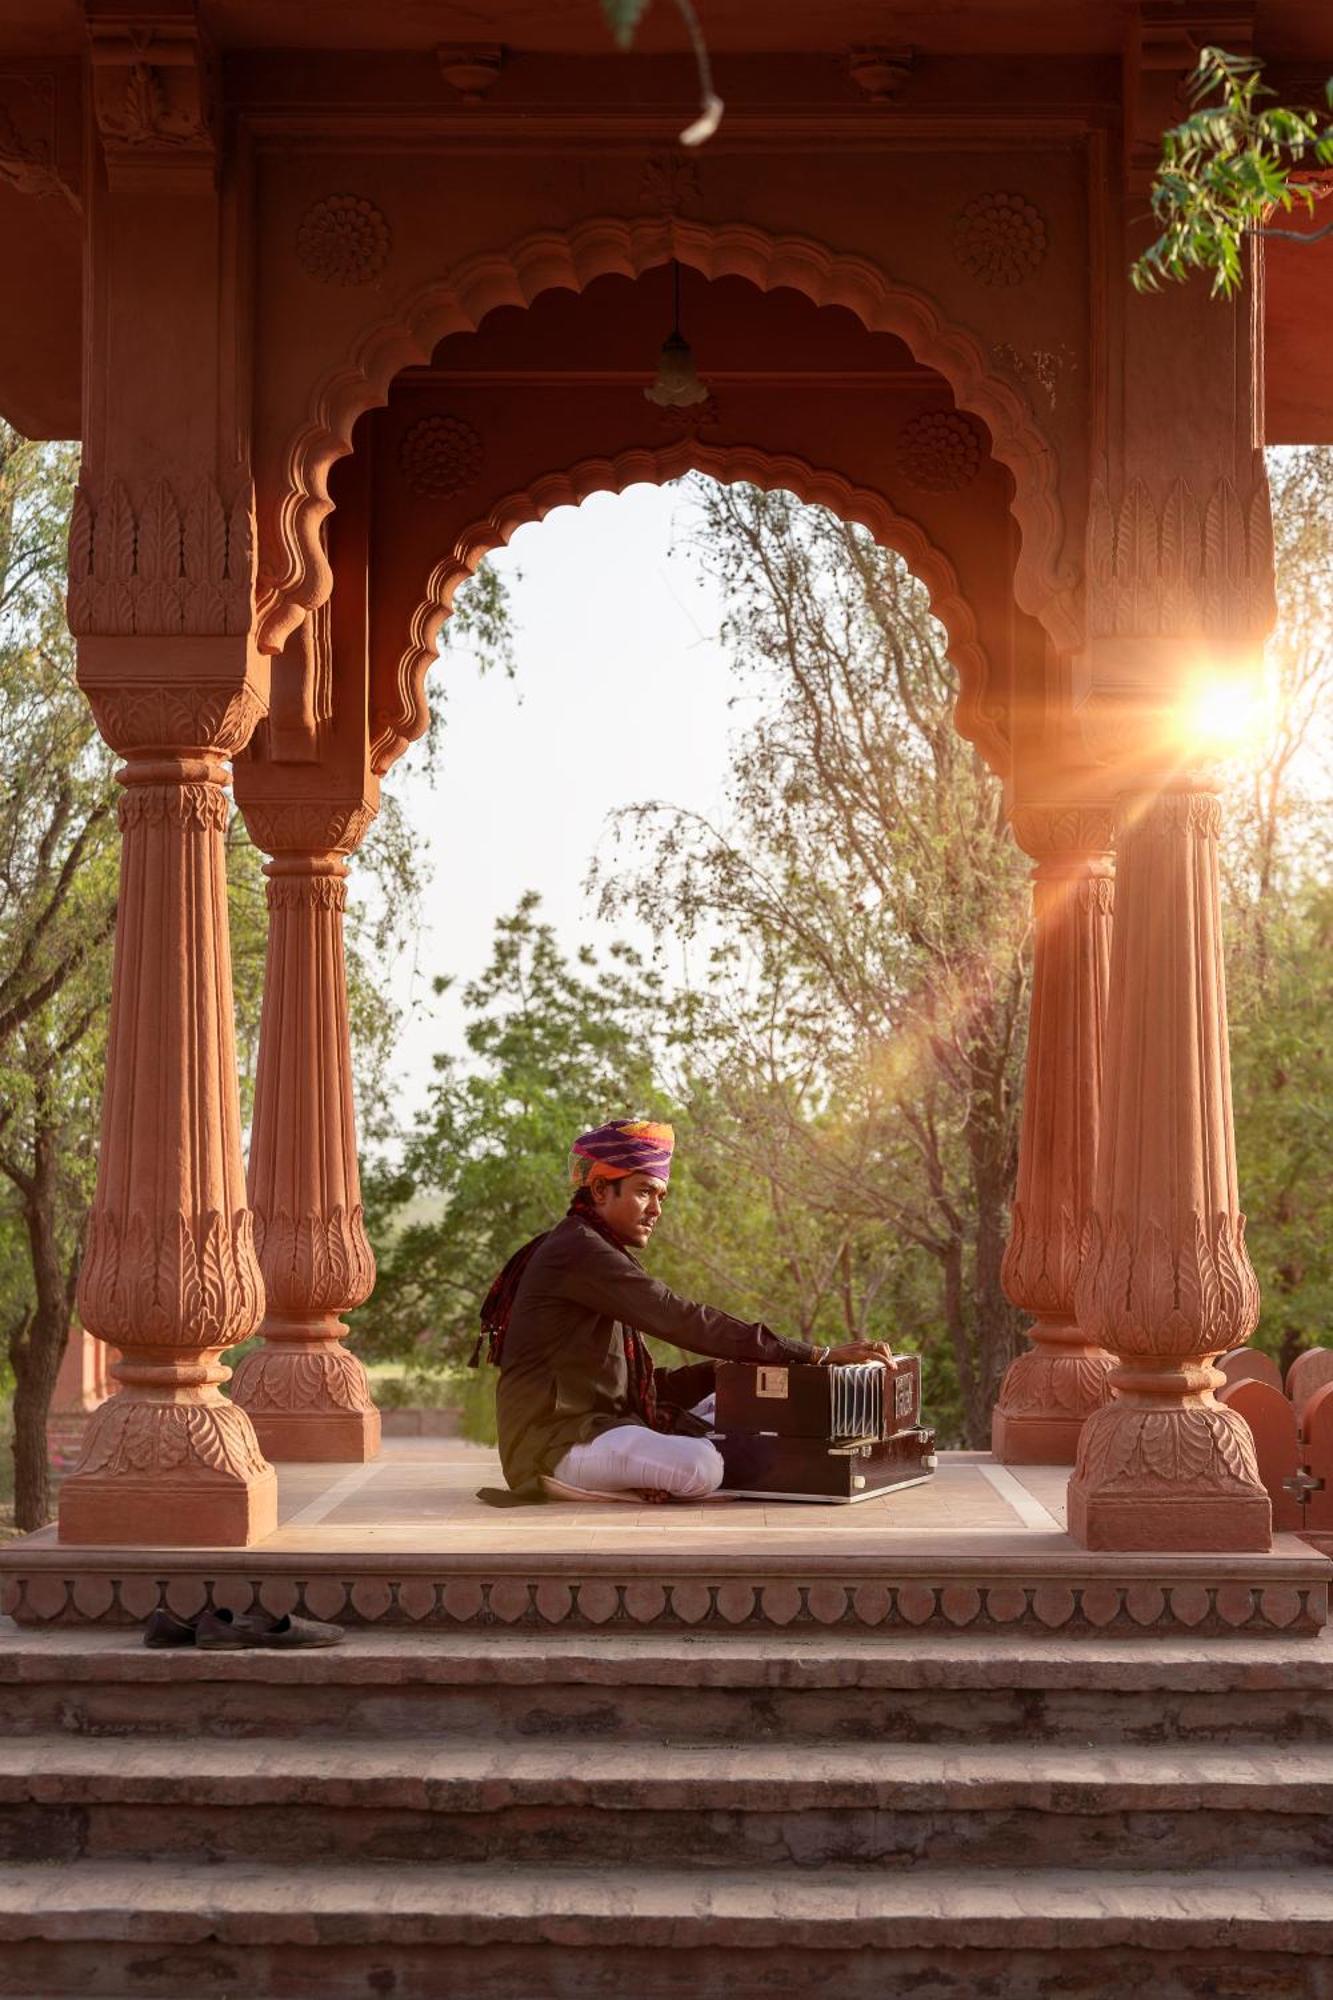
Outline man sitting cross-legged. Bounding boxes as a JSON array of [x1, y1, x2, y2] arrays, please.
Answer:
[[477, 1119, 891, 1504]]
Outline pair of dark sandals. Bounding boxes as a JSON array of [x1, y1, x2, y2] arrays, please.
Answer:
[[142, 1605, 344, 1650]]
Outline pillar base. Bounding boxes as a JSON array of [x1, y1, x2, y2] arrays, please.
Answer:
[[58, 1468, 278, 1548], [229, 1329, 382, 1465], [246, 1406, 381, 1464], [991, 1407, 1087, 1465], [1067, 1482, 1272, 1553]]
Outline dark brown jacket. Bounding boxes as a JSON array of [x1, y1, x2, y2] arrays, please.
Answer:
[[496, 1212, 821, 1490]]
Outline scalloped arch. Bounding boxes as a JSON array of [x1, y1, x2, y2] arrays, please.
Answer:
[[258, 215, 1076, 658], [378, 442, 1008, 779]]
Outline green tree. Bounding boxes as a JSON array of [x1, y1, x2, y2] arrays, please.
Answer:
[[354, 894, 667, 1387], [1224, 448, 1333, 1375], [1133, 47, 1333, 296], [0, 426, 117, 1531], [605, 484, 1032, 1444]]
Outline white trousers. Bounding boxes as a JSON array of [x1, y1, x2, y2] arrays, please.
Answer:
[[551, 1425, 725, 1498]]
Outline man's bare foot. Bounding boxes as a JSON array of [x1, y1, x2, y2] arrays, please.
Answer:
[[638, 1488, 673, 1504]]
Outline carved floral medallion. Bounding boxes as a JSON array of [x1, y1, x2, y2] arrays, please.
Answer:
[[897, 411, 984, 493], [954, 192, 1047, 287], [399, 415, 484, 499], [297, 194, 391, 286]]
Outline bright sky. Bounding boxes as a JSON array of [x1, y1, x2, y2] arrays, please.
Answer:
[[365, 480, 739, 1130]]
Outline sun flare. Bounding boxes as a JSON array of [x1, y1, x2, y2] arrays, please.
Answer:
[[1178, 672, 1273, 761]]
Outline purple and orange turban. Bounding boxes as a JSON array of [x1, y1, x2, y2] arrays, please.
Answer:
[[569, 1119, 675, 1190]]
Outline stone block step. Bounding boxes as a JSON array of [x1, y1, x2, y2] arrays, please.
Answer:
[[2, 1736, 1331, 1870], [0, 1861, 1330, 2000], [6, 1628, 1333, 1744]]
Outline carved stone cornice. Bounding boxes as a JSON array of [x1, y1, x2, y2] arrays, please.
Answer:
[[87, 8, 218, 192], [68, 477, 253, 639], [1010, 803, 1115, 862], [77, 1207, 264, 1354]]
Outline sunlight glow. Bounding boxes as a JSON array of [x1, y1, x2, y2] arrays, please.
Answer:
[[1177, 670, 1273, 761]]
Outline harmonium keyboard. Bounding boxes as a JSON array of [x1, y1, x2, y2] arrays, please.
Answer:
[[712, 1356, 936, 1504]]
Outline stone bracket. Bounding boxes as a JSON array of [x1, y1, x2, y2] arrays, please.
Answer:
[[87, 3, 219, 193]]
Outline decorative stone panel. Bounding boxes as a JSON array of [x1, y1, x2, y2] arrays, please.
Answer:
[[954, 192, 1047, 286], [897, 411, 984, 493], [399, 414, 484, 498], [297, 194, 391, 286]]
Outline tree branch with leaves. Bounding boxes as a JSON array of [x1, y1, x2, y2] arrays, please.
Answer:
[[1133, 46, 1333, 296]]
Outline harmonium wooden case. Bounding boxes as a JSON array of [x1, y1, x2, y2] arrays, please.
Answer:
[[712, 1357, 936, 1503]]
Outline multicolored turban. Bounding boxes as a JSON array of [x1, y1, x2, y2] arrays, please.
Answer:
[[569, 1119, 675, 1189]]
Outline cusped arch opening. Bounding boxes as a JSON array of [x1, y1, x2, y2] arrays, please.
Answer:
[[387, 445, 1005, 782], [263, 216, 1070, 660]]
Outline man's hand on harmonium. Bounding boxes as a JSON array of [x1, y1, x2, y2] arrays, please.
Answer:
[[819, 1341, 896, 1368]]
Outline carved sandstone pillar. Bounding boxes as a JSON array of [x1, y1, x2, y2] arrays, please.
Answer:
[[1067, 786, 1270, 1551], [59, 694, 277, 1547], [991, 807, 1117, 1463], [228, 806, 379, 1461]]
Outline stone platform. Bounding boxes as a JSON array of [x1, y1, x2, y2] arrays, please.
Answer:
[[2, 1441, 1327, 1638]]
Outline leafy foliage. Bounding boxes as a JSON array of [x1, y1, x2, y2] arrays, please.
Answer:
[[366, 485, 1031, 1447], [1133, 47, 1333, 296], [1223, 448, 1333, 1374], [602, 484, 1031, 1442], [354, 894, 667, 1383]]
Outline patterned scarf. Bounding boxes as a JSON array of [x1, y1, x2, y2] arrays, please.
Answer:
[[475, 1191, 665, 1431]]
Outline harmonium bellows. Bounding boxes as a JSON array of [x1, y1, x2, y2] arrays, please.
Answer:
[[712, 1357, 936, 1504]]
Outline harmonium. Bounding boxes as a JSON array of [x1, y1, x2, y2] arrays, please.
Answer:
[[712, 1356, 936, 1504]]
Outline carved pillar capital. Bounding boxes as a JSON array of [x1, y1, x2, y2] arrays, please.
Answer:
[[1067, 783, 1269, 1551], [230, 812, 380, 1461], [1009, 802, 1115, 867], [240, 797, 377, 860]]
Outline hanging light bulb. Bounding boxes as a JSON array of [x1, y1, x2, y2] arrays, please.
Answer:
[[644, 261, 709, 409]]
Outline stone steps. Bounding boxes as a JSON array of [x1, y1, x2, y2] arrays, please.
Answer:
[[0, 1861, 1331, 2000], [3, 1734, 1332, 1870], [8, 1627, 1333, 1742], [5, 1625, 1333, 1995]]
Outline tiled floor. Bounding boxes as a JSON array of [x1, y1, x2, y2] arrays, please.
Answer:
[[251, 1441, 1072, 1558]]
